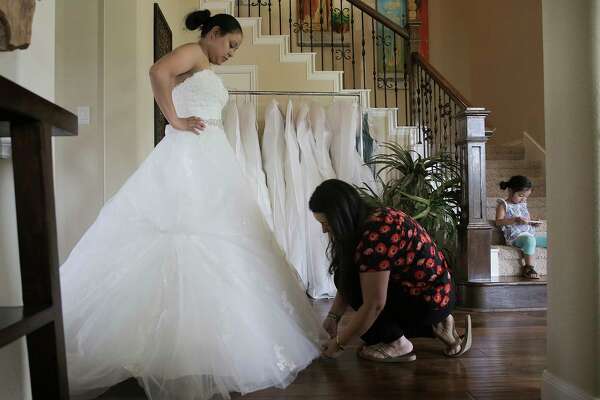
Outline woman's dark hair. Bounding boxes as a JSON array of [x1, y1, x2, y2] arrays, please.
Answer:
[[185, 10, 242, 38], [499, 175, 532, 192], [309, 179, 373, 302]]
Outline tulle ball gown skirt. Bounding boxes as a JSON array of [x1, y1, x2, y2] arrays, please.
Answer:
[[60, 125, 325, 400]]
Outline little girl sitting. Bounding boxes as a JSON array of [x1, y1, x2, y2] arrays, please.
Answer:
[[495, 175, 547, 279]]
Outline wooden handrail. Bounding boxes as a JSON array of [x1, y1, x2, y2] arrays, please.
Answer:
[[345, 0, 410, 40], [412, 52, 471, 108]]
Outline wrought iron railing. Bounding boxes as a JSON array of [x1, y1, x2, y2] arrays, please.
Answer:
[[235, 0, 492, 282], [411, 52, 469, 163]]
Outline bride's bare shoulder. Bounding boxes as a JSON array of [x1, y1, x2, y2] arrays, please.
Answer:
[[151, 42, 210, 83]]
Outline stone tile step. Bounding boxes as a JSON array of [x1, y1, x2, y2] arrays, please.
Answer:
[[486, 146, 525, 160], [487, 167, 544, 180], [492, 244, 547, 276], [486, 159, 543, 170]]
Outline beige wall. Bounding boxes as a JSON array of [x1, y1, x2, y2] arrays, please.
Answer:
[[429, 0, 545, 147], [54, 0, 105, 263], [53, 0, 196, 262], [542, 0, 600, 399]]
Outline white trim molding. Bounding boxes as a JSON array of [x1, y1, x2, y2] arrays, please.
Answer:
[[213, 64, 258, 105], [523, 130, 546, 171], [213, 64, 257, 90], [542, 370, 600, 400], [199, 0, 235, 15]]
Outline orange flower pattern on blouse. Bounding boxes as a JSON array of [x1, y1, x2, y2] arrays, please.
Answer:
[[354, 208, 453, 309]]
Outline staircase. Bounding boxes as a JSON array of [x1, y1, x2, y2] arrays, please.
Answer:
[[202, 2, 411, 146], [487, 143, 547, 277], [458, 142, 548, 310]]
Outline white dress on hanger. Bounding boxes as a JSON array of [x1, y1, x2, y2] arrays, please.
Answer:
[[309, 103, 336, 180], [222, 100, 246, 173], [60, 70, 325, 400], [296, 103, 336, 299], [282, 100, 308, 286], [328, 101, 358, 184], [261, 100, 288, 253], [328, 101, 376, 188], [238, 101, 274, 230]]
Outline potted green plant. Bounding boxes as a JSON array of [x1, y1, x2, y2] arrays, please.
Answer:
[[331, 9, 350, 33], [358, 142, 463, 265]]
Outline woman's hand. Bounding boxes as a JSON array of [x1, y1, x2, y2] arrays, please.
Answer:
[[173, 116, 206, 134], [321, 337, 343, 359], [323, 317, 338, 338]]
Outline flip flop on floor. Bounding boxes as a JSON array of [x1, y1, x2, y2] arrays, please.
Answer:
[[444, 314, 472, 358], [358, 343, 416, 363]]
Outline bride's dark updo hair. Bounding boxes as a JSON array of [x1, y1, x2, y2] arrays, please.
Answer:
[[185, 10, 242, 38]]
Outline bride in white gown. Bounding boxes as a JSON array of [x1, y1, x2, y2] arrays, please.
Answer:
[[60, 10, 325, 400]]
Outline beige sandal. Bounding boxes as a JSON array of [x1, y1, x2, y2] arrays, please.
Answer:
[[434, 314, 473, 357], [445, 315, 472, 357], [358, 343, 416, 363]]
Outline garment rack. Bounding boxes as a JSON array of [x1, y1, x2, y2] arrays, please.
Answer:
[[227, 89, 366, 158], [228, 90, 362, 98]]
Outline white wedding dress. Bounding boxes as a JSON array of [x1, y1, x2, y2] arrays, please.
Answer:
[[261, 100, 288, 254], [282, 101, 308, 286], [295, 104, 336, 299], [238, 102, 274, 230], [60, 69, 325, 400]]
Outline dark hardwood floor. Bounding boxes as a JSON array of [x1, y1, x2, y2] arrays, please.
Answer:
[[99, 301, 546, 400]]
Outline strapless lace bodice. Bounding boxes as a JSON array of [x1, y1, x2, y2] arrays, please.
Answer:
[[172, 69, 229, 121]]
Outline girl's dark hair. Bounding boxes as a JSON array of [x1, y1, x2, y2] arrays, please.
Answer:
[[309, 179, 373, 303], [499, 175, 532, 192], [185, 10, 242, 38]]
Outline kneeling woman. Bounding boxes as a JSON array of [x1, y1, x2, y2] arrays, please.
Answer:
[[310, 179, 472, 362]]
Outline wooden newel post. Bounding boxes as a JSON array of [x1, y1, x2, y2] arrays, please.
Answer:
[[407, 21, 421, 54], [407, 0, 421, 54], [457, 107, 492, 282]]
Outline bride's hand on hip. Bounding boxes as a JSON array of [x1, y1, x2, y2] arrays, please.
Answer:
[[173, 116, 206, 134]]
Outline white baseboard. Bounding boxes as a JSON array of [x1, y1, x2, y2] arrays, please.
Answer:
[[0, 137, 11, 159], [542, 370, 599, 400]]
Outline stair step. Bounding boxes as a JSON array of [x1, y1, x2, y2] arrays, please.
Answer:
[[486, 146, 525, 160], [457, 276, 547, 310], [487, 167, 544, 180], [487, 159, 542, 170], [492, 244, 547, 276]]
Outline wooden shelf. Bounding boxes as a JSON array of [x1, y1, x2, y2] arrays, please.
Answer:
[[0, 73, 77, 398], [0, 306, 55, 348], [0, 75, 77, 137]]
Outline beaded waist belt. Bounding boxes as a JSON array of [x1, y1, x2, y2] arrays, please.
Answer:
[[203, 118, 223, 128]]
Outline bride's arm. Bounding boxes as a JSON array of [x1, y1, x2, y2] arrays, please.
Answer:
[[149, 43, 207, 133]]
